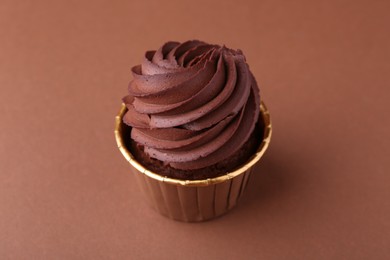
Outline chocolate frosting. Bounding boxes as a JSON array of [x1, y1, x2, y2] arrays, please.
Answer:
[[123, 40, 260, 171]]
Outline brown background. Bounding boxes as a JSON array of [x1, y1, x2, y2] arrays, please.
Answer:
[[1, 0, 389, 259]]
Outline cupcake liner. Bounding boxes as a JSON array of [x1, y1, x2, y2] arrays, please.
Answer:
[[115, 101, 272, 222]]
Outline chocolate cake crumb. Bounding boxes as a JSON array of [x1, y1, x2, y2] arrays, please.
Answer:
[[123, 119, 264, 180]]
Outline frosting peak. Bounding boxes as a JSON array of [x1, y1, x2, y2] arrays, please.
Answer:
[[123, 40, 260, 170]]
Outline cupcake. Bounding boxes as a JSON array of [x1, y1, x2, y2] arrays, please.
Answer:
[[115, 40, 272, 222]]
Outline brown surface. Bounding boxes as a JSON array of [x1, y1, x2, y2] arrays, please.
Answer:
[[0, 0, 389, 259]]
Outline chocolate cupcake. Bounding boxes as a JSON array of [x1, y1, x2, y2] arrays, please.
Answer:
[[115, 40, 272, 221]]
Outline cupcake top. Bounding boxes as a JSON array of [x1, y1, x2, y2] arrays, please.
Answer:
[[123, 40, 260, 171]]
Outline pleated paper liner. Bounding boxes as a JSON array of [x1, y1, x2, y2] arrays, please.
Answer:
[[115, 101, 272, 222]]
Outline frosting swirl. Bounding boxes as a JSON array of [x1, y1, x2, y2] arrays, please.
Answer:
[[123, 40, 260, 170]]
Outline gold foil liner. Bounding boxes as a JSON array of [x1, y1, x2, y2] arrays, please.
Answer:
[[115, 102, 272, 222]]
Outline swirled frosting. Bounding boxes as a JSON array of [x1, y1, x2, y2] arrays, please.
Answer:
[[123, 40, 260, 171]]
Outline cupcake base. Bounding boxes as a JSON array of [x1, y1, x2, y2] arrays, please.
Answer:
[[115, 102, 272, 222]]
